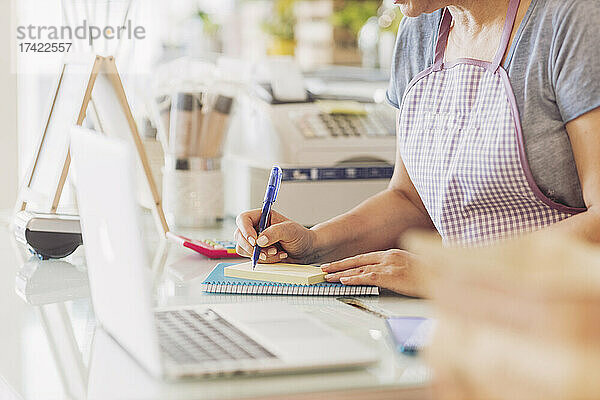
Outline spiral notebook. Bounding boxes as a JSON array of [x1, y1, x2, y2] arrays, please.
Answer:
[[202, 263, 379, 296]]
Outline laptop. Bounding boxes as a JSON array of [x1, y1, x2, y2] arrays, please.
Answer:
[[69, 128, 377, 379]]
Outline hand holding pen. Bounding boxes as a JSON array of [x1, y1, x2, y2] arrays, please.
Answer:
[[251, 166, 282, 269], [233, 167, 319, 265]]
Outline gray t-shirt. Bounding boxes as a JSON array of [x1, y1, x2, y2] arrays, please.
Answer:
[[386, 0, 600, 208]]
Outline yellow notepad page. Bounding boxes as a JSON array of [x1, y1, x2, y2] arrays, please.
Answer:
[[224, 262, 326, 285]]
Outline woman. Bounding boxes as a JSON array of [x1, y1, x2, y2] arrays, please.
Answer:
[[235, 0, 600, 297]]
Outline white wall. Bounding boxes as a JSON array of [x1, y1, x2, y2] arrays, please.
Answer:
[[0, 0, 18, 210]]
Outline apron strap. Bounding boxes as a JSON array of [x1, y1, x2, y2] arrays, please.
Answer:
[[433, 8, 452, 71], [491, 0, 521, 71], [433, 0, 521, 72]]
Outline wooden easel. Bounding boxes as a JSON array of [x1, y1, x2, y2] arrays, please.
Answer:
[[17, 55, 169, 238]]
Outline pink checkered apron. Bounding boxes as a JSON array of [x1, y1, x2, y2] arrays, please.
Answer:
[[398, 0, 584, 246]]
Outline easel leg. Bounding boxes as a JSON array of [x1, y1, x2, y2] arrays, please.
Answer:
[[51, 152, 71, 213]]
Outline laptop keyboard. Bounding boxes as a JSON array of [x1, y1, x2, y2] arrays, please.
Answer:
[[155, 309, 277, 365]]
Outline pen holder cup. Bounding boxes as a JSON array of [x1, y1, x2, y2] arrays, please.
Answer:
[[162, 156, 223, 228]]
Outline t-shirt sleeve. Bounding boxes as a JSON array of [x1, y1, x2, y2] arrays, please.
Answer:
[[385, 18, 409, 109], [552, 1, 600, 123], [385, 12, 440, 110]]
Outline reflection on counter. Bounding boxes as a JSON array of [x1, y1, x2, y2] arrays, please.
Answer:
[[15, 256, 92, 400], [16, 258, 89, 305]]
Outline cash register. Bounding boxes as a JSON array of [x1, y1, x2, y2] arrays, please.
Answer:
[[224, 59, 396, 226]]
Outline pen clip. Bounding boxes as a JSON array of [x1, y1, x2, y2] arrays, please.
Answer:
[[271, 166, 282, 202]]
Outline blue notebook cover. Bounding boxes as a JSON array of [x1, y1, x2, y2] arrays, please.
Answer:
[[201, 263, 379, 295]]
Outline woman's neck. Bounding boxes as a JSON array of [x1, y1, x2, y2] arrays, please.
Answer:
[[441, 0, 522, 63], [447, 0, 511, 38]]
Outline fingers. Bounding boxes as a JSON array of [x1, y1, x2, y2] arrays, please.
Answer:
[[256, 248, 289, 264], [324, 265, 374, 282], [321, 252, 384, 273], [235, 226, 289, 262], [236, 244, 249, 258], [236, 209, 291, 247], [236, 210, 261, 245], [234, 228, 253, 257], [256, 221, 298, 248], [339, 272, 380, 286], [266, 246, 278, 257], [236, 209, 301, 263]]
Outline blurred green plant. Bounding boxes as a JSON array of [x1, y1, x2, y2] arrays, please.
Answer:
[[331, 1, 379, 36], [262, 0, 296, 41], [196, 10, 220, 36]]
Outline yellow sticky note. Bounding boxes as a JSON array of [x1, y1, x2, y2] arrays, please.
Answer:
[[317, 100, 367, 115], [224, 262, 326, 285]]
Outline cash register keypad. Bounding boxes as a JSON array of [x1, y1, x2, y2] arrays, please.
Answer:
[[296, 112, 395, 139]]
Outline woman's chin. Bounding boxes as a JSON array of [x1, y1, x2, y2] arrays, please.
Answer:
[[394, 1, 441, 17], [394, 4, 423, 17]]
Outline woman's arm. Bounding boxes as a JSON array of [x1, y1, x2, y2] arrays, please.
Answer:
[[316, 151, 436, 297], [234, 112, 436, 266], [310, 146, 435, 263], [545, 106, 600, 241]]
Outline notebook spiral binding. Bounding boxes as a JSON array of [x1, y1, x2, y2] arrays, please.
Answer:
[[201, 283, 379, 296]]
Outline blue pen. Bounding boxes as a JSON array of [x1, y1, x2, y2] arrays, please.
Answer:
[[252, 166, 282, 269]]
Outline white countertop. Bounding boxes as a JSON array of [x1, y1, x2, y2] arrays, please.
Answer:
[[0, 212, 433, 400]]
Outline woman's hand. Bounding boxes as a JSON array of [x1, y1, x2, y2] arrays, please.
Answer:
[[321, 249, 424, 297], [234, 209, 317, 264]]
